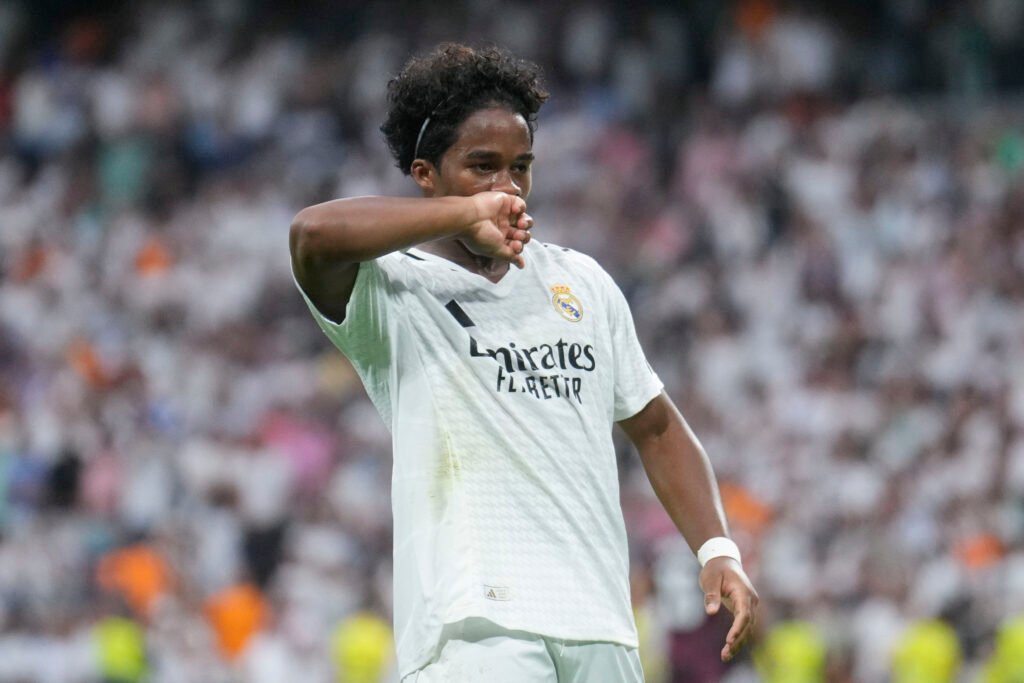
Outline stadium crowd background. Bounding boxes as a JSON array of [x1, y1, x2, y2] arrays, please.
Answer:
[[1, 0, 1023, 681]]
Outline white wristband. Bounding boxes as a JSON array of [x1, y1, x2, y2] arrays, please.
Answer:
[[697, 537, 742, 568]]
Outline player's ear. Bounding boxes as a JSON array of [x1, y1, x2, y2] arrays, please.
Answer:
[[411, 159, 438, 194]]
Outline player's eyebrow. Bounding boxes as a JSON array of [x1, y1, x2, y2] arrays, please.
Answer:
[[465, 150, 535, 162]]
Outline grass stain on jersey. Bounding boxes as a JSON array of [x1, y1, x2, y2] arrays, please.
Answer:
[[429, 430, 462, 515]]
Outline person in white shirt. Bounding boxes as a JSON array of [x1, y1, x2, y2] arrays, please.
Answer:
[[290, 42, 758, 683]]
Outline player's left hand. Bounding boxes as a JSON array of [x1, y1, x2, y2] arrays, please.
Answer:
[[699, 557, 759, 662]]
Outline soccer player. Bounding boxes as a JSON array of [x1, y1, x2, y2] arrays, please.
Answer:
[[290, 43, 758, 682]]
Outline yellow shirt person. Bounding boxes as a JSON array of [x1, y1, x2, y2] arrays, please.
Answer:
[[891, 620, 961, 683], [331, 611, 394, 683], [982, 616, 1024, 683], [754, 621, 827, 683], [94, 616, 147, 683]]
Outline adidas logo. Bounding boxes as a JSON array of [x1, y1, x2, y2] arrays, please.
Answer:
[[483, 585, 511, 601]]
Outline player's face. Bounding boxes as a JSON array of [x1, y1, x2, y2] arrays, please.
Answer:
[[432, 106, 534, 199]]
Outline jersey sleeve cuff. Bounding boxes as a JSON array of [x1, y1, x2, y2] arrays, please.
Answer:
[[613, 373, 664, 422]]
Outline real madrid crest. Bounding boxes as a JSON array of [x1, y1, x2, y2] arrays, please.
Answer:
[[550, 284, 583, 322]]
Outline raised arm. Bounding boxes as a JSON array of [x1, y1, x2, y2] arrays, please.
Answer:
[[289, 192, 531, 322], [618, 392, 759, 662]]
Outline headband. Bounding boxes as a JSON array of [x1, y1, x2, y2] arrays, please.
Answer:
[[413, 116, 432, 160], [412, 95, 454, 162]]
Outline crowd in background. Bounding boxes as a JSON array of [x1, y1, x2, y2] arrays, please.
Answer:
[[1, 0, 1023, 681]]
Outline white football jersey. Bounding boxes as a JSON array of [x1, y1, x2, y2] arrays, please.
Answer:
[[296, 240, 663, 678]]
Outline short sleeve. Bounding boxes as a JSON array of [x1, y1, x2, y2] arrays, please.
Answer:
[[293, 259, 393, 419], [605, 275, 663, 421]]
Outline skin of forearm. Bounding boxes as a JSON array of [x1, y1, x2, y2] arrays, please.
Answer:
[[290, 195, 478, 266], [626, 396, 730, 553]]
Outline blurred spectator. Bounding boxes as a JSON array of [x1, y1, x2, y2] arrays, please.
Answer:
[[94, 615, 147, 683], [204, 582, 269, 661], [331, 611, 395, 683], [96, 544, 172, 619], [1, 1, 1023, 681], [981, 616, 1024, 682], [753, 621, 827, 683], [891, 620, 962, 683]]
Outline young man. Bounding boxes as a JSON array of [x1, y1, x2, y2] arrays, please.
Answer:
[[290, 43, 758, 682]]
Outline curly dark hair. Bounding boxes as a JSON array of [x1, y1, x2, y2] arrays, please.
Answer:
[[381, 43, 549, 175]]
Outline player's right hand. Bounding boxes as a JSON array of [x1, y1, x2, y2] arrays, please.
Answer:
[[463, 191, 533, 268]]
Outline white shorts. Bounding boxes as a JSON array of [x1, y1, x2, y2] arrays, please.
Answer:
[[402, 617, 645, 683]]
